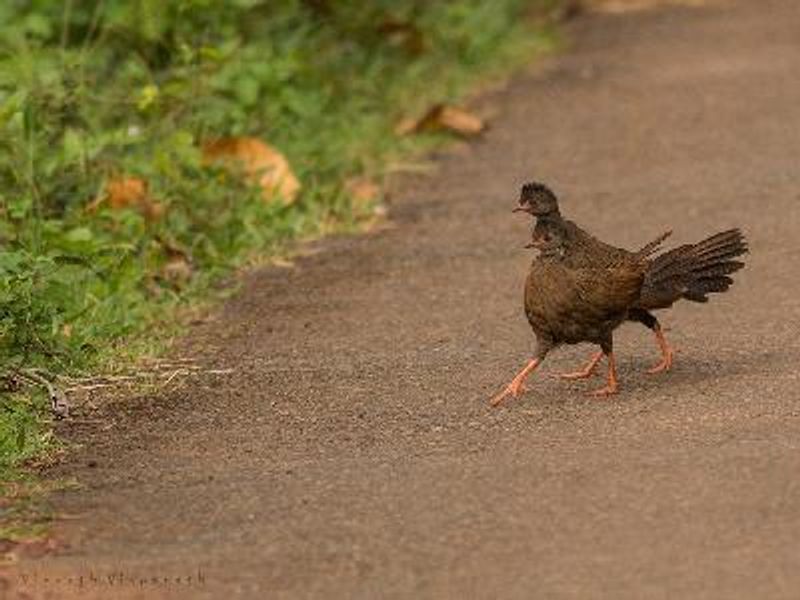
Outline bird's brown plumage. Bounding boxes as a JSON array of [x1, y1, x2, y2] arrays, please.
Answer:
[[490, 182, 748, 405], [524, 222, 646, 351], [519, 184, 748, 316], [491, 218, 647, 404]]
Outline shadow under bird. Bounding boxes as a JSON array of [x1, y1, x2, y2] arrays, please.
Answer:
[[491, 182, 748, 406]]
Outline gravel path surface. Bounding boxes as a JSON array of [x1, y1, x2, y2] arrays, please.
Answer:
[[15, 1, 800, 598]]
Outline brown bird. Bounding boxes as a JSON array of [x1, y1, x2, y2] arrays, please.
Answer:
[[491, 182, 748, 406]]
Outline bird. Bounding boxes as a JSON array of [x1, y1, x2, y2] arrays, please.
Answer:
[[514, 182, 748, 376], [491, 216, 651, 404], [491, 182, 748, 406]]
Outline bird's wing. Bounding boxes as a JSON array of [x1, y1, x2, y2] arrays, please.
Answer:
[[527, 259, 644, 332], [570, 263, 645, 321]]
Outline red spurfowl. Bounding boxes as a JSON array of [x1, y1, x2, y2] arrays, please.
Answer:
[[491, 182, 748, 406]]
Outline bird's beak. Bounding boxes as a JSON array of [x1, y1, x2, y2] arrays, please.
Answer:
[[524, 241, 536, 249], [512, 206, 530, 214]]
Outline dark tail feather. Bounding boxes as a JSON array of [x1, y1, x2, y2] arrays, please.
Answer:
[[639, 229, 748, 309], [635, 230, 672, 259]]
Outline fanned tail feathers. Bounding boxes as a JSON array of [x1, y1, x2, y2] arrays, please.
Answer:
[[639, 228, 748, 309], [635, 230, 673, 260]]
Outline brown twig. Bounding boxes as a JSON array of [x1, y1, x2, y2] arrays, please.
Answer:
[[15, 368, 70, 419]]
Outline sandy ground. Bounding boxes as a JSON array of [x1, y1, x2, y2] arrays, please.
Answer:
[[7, 0, 800, 598]]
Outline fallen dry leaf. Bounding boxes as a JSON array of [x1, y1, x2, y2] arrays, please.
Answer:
[[2, 535, 63, 562], [104, 176, 147, 209], [155, 236, 193, 288], [202, 137, 300, 204], [433, 106, 485, 135], [394, 117, 420, 136], [345, 176, 385, 219], [88, 176, 165, 222], [156, 236, 191, 260], [526, 0, 583, 23], [395, 104, 485, 137], [377, 19, 426, 55], [141, 200, 166, 222], [585, 0, 715, 13], [345, 177, 380, 204], [160, 256, 193, 288]]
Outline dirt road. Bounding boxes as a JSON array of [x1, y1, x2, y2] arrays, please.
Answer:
[[15, 1, 800, 598]]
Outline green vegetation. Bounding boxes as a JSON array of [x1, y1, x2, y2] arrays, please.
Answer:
[[0, 1, 559, 478]]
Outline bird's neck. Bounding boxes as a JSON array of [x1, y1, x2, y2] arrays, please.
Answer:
[[536, 213, 566, 229]]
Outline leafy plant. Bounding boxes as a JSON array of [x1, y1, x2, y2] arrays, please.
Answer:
[[0, 0, 558, 473]]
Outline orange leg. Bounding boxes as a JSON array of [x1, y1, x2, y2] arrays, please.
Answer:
[[490, 358, 541, 406], [559, 351, 603, 380], [589, 352, 619, 397], [647, 325, 674, 374]]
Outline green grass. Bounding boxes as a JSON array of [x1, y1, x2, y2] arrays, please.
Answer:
[[0, 1, 561, 489]]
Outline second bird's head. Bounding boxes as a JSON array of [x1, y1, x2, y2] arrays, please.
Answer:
[[525, 218, 567, 253], [514, 182, 560, 217]]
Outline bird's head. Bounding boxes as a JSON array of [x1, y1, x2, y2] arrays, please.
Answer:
[[525, 218, 567, 255], [513, 182, 560, 217]]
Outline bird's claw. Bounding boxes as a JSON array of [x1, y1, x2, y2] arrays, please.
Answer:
[[558, 370, 597, 380], [588, 384, 618, 397], [490, 381, 528, 406], [556, 352, 602, 381], [646, 353, 674, 374]]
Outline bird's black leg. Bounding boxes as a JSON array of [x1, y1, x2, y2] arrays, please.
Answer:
[[588, 337, 619, 397], [628, 308, 674, 374]]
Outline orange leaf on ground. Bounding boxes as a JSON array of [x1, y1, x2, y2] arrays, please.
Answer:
[[88, 176, 164, 222], [376, 19, 426, 54], [395, 104, 486, 137], [105, 177, 148, 209], [345, 177, 380, 204], [585, 0, 713, 13], [201, 137, 301, 204]]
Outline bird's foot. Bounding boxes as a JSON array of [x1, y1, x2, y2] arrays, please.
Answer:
[[588, 352, 618, 397], [557, 351, 603, 380], [588, 382, 618, 397], [646, 349, 674, 374], [490, 358, 541, 407], [490, 380, 528, 407], [647, 327, 675, 374], [559, 369, 596, 380]]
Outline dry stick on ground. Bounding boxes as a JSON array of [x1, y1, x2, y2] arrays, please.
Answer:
[[14, 368, 70, 419], [3, 361, 234, 419], [59, 365, 236, 394]]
